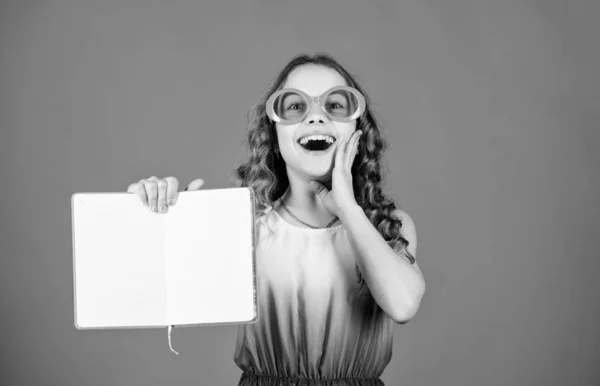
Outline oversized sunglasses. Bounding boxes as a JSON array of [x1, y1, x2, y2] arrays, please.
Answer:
[[266, 86, 366, 125]]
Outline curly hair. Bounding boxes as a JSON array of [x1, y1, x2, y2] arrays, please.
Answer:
[[231, 53, 415, 290]]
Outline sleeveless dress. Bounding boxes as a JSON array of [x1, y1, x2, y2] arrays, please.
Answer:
[[233, 205, 395, 386]]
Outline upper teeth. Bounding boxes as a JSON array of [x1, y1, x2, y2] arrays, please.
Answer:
[[299, 135, 335, 145]]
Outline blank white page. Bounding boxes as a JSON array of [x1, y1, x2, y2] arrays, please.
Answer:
[[165, 188, 257, 326], [72, 193, 168, 329], [72, 187, 257, 330]]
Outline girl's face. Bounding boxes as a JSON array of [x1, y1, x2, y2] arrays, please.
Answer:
[[275, 64, 357, 181]]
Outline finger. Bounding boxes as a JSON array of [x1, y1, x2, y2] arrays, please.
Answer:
[[145, 175, 160, 208], [335, 139, 347, 170], [186, 178, 205, 191], [346, 130, 362, 171], [143, 179, 159, 212], [344, 131, 357, 171], [127, 182, 148, 207], [156, 178, 168, 213], [164, 176, 179, 205]]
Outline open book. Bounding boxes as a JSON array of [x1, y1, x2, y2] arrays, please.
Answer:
[[71, 187, 258, 337]]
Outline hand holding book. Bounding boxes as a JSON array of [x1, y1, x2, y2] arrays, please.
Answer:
[[126, 176, 206, 213]]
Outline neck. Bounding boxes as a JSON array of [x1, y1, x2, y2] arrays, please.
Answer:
[[280, 171, 332, 216]]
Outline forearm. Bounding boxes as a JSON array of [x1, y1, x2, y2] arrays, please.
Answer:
[[339, 205, 425, 322]]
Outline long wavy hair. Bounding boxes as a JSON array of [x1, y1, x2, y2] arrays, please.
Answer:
[[232, 53, 415, 290]]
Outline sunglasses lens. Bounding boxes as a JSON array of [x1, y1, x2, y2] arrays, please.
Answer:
[[272, 91, 308, 121], [324, 89, 360, 119]]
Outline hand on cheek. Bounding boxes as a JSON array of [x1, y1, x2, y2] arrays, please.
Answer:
[[310, 130, 363, 217]]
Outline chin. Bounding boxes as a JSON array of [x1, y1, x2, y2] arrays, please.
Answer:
[[303, 161, 334, 180], [283, 161, 331, 182]]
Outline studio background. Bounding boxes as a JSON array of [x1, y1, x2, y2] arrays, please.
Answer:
[[2, 1, 598, 385]]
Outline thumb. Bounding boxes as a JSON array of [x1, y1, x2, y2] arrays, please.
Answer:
[[186, 178, 205, 191], [309, 180, 329, 201]]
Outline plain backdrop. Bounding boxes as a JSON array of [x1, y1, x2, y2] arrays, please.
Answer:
[[1, 1, 599, 385]]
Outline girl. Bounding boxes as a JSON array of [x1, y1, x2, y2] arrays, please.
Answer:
[[128, 53, 425, 386]]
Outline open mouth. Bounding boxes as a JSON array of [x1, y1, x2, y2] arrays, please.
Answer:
[[297, 135, 336, 151]]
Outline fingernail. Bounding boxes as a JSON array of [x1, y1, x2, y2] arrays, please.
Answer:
[[151, 206, 157, 212], [168, 199, 174, 205]]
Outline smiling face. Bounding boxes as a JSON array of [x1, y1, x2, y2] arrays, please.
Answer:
[[275, 64, 357, 182]]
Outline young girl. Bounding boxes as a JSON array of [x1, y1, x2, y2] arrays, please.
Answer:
[[128, 53, 425, 386]]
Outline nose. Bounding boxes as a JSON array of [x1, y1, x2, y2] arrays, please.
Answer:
[[305, 102, 329, 124]]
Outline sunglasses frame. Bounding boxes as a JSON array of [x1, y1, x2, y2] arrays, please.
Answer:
[[266, 86, 366, 125]]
